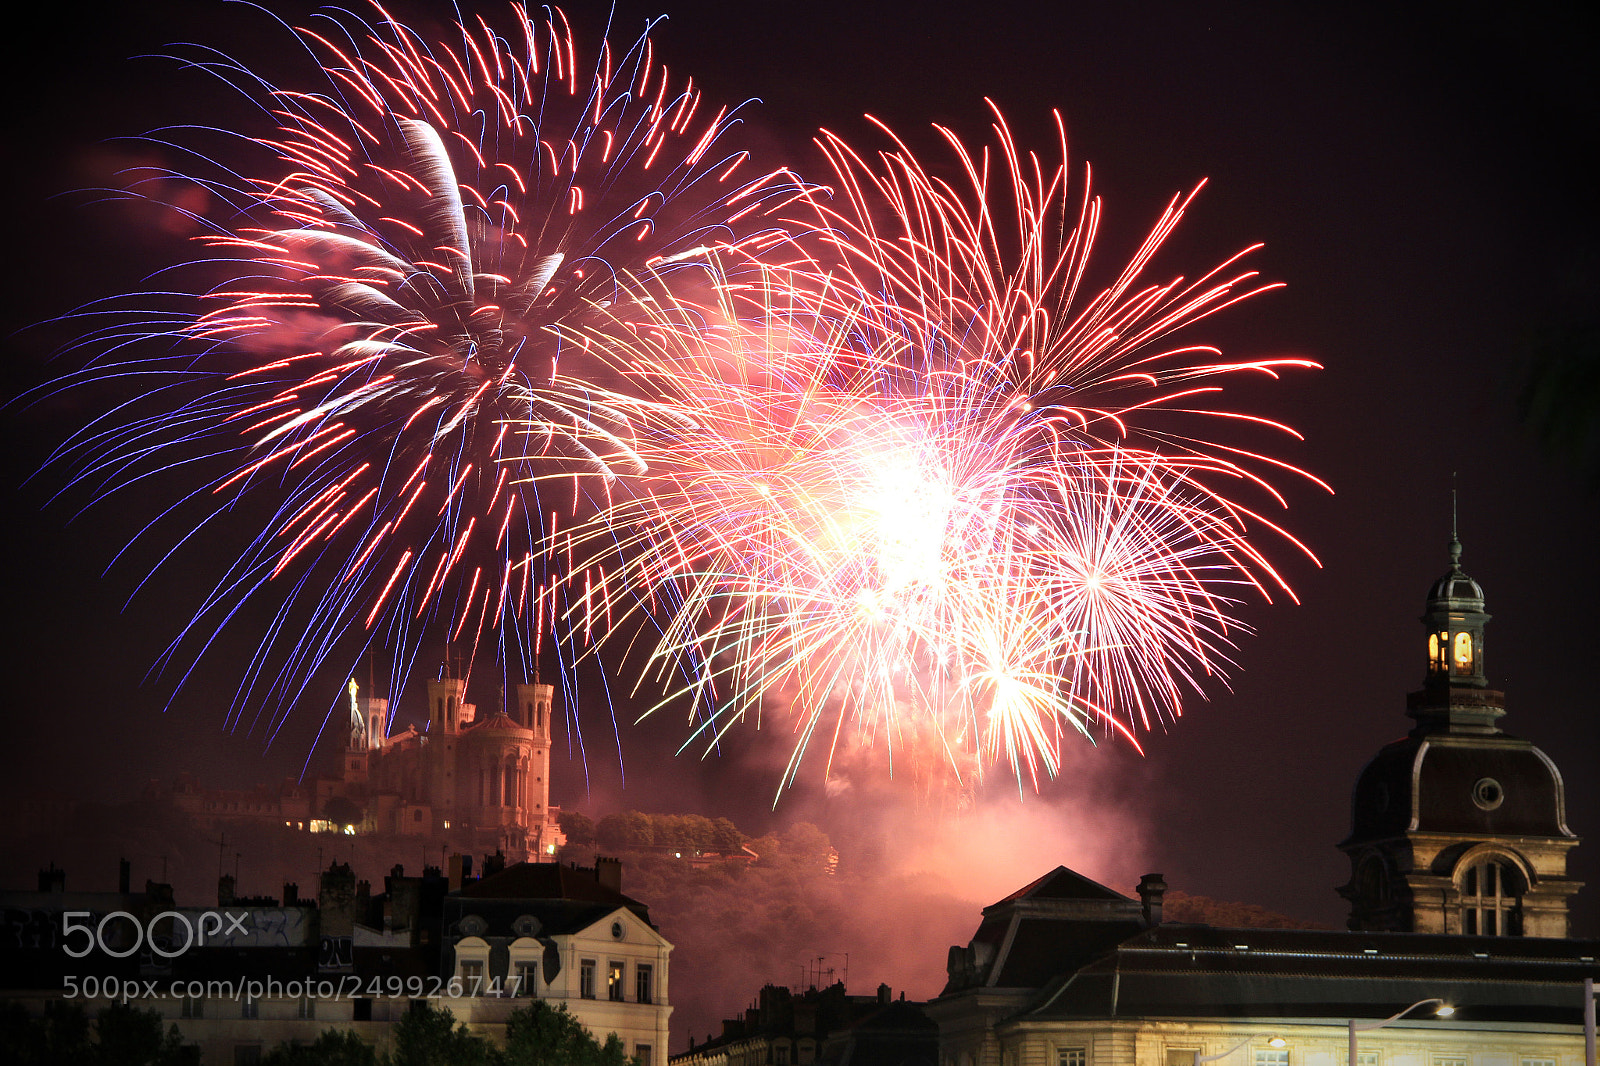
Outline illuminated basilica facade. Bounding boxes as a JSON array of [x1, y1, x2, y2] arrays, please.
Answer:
[[317, 671, 564, 861]]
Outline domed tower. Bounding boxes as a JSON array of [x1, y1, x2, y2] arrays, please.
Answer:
[[1338, 533, 1582, 936]]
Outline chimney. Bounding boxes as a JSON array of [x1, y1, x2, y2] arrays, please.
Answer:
[[877, 983, 891, 1005], [38, 864, 64, 893], [1138, 873, 1167, 926], [283, 882, 299, 906], [218, 874, 236, 907], [448, 853, 470, 892], [118, 859, 131, 895], [595, 856, 622, 893]]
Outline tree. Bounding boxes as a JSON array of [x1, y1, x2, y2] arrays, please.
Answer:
[[387, 1001, 497, 1066], [559, 809, 596, 845], [320, 796, 364, 830], [676, 813, 716, 850], [710, 817, 745, 854], [0, 1001, 94, 1066], [779, 822, 833, 868], [91, 1003, 197, 1066], [650, 813, 686, 847], [503, 1001, 636, 1066], [744, 832, 782, 862], [597, 810, 653, 847], [262, 1029, 379, 1066]]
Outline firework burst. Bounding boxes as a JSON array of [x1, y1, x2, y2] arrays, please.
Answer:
[[548, 102, 1326, 794], [40, 2, 805, 741]]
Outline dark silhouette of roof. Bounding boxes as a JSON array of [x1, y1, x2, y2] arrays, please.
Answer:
[[993, 866, 1129, 905], [453, 861, 655, 931]]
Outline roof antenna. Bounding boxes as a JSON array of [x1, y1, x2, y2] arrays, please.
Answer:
[[1449, 473, 1462, 571]]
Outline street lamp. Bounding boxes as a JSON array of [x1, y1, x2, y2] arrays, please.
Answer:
[[1349, 999, 1454, 1066], [1192, 1036, 1291, 1066]]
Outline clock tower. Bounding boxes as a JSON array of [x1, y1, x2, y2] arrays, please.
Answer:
[[1338, 533, 1582, 936]]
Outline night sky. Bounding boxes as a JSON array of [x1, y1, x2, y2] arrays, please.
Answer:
[[2, 0, 1596, 952]]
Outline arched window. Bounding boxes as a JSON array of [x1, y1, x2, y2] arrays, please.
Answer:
[[1355, 855, 1389, 905], [454, 936, 491, 995], [1460, 856, 1523, 936], [1453, 631, 1474, 675], [503, 756, 518, 808]]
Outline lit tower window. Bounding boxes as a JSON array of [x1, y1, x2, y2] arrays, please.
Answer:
[[1421, 532, 1488, 688]]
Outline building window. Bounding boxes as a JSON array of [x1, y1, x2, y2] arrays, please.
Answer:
[[1521, 1059, 1556, 1066], [1433, 1058, 1467, 1066], [580, 959, 596, 999], [1061, 1049, 1088, 1066], [241, 998, 259, 1019], [460, 960, 484, 995], [181, 997, 204, 1019], [1461, 857, 1523, 936], [234, 1047, 262, 1066], [776, 1046, 789, 1066], [1164, 1052, 1192, 1066], [515, 962, 537, 997], [607, 960, 625, 1001], [1355, 1053, 1379, 1066], [297, 995, 315, 1020], [636, 963, 654, 1005], [638, 1044, 653, 1066], [1255, 1049, 1289, 1066]]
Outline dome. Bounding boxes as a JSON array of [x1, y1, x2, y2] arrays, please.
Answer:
[[1427, 568, 1485, 605], [466, 711, 532, 735], [1345, 733, 1572, 844], [1426, 535, 1485, 606]]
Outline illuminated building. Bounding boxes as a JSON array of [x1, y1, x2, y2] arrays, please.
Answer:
[[926, 537, 1596, 1066], [1338, 534, 1582, 935], [0, 855, 671, 1065], [444, 857, 674, 1066], [315, 669, 565, 860]]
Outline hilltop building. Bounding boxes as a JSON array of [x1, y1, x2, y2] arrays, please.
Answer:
[[139, 667, 567, 863], [315, 670, 564, 861], [154, 774, 313, 830]]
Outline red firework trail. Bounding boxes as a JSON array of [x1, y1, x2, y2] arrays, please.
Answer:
[[40, 2, 808, 746]]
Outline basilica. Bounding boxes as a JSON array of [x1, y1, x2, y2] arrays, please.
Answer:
[[315, 671, 565, 861]]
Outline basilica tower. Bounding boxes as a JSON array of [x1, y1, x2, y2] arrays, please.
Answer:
[[1338, 533, 1582, 936]]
